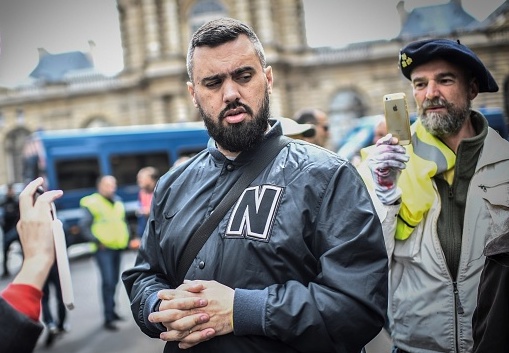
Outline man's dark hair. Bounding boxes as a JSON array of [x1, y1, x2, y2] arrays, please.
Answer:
[[186, 17, 266, 82]]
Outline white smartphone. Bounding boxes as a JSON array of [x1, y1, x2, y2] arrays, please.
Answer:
[[37, 187, 75, 310], [383, 92, 412, 145]]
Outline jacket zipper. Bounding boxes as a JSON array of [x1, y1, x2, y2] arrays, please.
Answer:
[[448, 183, 461, 353], [453, 281, 464, 353], [453, 281, 464, 315]]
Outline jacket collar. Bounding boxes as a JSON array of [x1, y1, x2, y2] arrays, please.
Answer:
[[475, 110, 509, 172]]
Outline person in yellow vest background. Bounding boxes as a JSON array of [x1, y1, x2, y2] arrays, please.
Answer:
[[79, 175, 129, 331]]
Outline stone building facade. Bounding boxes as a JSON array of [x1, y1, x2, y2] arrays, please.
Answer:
[[0, 0, 508, 184]]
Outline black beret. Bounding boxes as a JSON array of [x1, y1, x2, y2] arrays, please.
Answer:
[[399, 38, 498, 93]]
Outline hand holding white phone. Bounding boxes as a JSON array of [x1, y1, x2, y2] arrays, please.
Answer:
[[37, 187, 75, 310]]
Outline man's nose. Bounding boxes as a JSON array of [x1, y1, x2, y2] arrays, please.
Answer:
[[425, 80, 440, 100], [222, 80, 241, 104]]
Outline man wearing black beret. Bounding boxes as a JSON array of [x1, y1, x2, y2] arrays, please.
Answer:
[[360, 38, 509, 353]]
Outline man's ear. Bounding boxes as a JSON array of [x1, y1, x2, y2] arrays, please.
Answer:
[[468, 78, 479, 100], [187, 82, 198, 107], [265, 66, 273, 94]]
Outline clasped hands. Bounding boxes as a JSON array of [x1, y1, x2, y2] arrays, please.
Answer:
[[148, 280, 234, 349]]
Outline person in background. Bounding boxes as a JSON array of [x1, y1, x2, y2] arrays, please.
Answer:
[[472, 231, 509, 353], [136, 166, 159, 238], [41, 261, 68, 347], [1, 183, 20, 278], [294, 108, 331, 148], [79, 175, 130, 331], [359, 38, 509, 353], [122, 17, 388, 353], [132, 167, 159, 249], [0, 177, 63, 353]]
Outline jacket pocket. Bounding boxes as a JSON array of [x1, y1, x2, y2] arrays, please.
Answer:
[[393, 221, 424, 259], [478, 179, 509, 207], [479, 180, 509, 238]]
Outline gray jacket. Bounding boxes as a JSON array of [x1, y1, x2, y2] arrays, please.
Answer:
[[379, 127, 509, 353]]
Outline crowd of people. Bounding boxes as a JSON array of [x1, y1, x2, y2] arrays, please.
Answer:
[[1, 16, 508, 353]]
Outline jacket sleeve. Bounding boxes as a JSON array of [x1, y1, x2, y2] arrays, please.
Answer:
[[234, 162, 389, 353], [473, 235, 509, 353], [121, 202, 176, 338], [0, 296, 43, 353]]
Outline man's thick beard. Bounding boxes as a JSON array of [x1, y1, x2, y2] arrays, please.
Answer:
[[200, 91, 270, 153], [419, 98, 471, 137]]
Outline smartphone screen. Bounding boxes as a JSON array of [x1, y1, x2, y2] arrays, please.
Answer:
[[383, 92, 411, 145]]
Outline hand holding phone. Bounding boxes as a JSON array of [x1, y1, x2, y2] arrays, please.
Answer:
[[36, 187, 75, 310], [383, 92, 411, 145]]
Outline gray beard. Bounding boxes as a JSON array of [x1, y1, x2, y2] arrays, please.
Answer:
[[419, 98, 471, 137]]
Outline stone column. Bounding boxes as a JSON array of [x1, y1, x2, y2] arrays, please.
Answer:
[[163, 0, 182, 57], [142, 0, 161, 59], [151, 96, 166, 124], [279, 0, 305, 49], [233, 0, 250, 24], [174, 95, 192, 122], [254, 0, 274, 45], [122, 0, 144, 70]]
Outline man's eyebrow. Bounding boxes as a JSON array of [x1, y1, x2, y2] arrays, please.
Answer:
[[436, 71, 458, 79], [201, 73, 226, 83], [232, 66, 255, 75], [199, 66, 257, 85], [412, 71, 457, 82]]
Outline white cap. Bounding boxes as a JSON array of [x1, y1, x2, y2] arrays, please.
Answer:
[[277, 117, 315, 137]]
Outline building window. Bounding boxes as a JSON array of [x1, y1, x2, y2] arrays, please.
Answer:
[[329, 90, 367, 150]]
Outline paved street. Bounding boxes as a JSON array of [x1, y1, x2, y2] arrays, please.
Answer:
[[1, 244, 391, 353]]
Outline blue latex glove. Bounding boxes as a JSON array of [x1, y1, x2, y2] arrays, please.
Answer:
[[367, 134, 409, 205]]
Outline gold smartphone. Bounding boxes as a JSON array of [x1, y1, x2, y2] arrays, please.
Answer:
[[383, 92, 411, 145]]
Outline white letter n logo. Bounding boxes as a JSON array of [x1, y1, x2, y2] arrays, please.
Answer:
[[225, 185, 283, 241]]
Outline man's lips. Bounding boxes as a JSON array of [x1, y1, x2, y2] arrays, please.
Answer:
[[223, 107, 247, 123], [425, 105, 445, 113]]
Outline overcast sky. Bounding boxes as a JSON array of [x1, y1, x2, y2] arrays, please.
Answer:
[[0, 0, 504, 87]]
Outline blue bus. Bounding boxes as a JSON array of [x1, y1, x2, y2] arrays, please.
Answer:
[[23, 122, 210, 246]]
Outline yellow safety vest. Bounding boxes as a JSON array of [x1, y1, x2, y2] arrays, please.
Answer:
[[80, 193, 129, 250]]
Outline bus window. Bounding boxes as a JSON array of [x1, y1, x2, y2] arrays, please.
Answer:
[[110, 152, 170, 186], [56, 158, 100, 191]]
